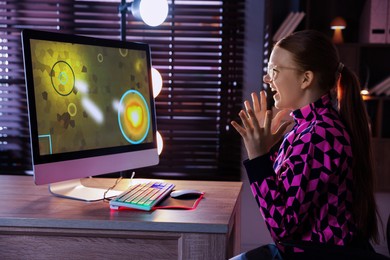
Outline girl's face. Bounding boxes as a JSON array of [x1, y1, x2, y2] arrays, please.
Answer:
[[263, 46, 306, 110]]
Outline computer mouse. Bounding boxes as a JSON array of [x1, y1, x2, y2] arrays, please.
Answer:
[[170, 189, 204, 199]]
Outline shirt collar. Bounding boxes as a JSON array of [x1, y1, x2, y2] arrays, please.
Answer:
[[291, 93, 332, 123]]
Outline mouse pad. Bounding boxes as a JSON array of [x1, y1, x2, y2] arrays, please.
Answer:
[[152, 193, 204, 210]]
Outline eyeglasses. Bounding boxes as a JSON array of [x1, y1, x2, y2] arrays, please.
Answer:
[[266, 65, 303, 81]]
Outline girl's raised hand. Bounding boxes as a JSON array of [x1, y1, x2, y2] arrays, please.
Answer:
[[231, 91, 292, 159]]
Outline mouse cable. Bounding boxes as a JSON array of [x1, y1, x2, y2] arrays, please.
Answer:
[[103, 171, 135, 202]]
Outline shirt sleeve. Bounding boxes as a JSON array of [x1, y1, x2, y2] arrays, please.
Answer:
[[244, 153, 275, 184]]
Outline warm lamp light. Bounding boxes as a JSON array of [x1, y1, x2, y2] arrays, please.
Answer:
[[330, 17, 347, 44], [361, 66, 371, 99], [152, 67, 163, 98], [360, 89, 370, 96]]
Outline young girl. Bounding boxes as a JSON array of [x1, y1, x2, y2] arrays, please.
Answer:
[[231, 30, 382, 259]]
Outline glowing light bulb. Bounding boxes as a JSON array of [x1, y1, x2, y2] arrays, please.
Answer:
[[152, 67, 163, 98], [132, 0, 168, 27], [156, 131, 163, 155]]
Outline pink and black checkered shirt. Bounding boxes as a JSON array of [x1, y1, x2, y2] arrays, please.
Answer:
[[244, 93, 357, 252]]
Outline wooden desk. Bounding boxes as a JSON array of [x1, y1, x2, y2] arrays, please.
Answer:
[[0, 175, 242, 260]]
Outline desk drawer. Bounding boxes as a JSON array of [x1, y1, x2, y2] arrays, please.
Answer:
[[0, 227, 228, 260]]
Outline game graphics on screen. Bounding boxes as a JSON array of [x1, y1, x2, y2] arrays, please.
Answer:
[[30, 40, 153, 156]]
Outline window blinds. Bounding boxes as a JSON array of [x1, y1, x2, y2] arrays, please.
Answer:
[[0, 0, 244, 180]]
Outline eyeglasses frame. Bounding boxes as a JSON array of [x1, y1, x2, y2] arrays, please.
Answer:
[[265, 65, 304, 81]]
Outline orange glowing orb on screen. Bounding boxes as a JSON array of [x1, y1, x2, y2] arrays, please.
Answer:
[[126, 104, 143, 128], [118, 90, 150, 144]]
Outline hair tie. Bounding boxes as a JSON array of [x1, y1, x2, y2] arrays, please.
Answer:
[[337, 62, 344, 73]]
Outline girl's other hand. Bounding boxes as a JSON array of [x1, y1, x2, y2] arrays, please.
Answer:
[[231, 91, 292, 159]]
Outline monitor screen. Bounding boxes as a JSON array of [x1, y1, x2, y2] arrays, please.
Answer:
[[21, 29, 159, 200]]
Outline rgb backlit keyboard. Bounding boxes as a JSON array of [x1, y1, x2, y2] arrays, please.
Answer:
[[109, 181, 175, 211]]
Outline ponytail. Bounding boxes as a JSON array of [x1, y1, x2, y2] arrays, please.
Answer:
[[337, 66, 380, 243], [278, 30, 381, 244]]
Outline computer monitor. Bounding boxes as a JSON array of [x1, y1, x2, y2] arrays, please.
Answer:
[[21, 29, 159, 201]]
